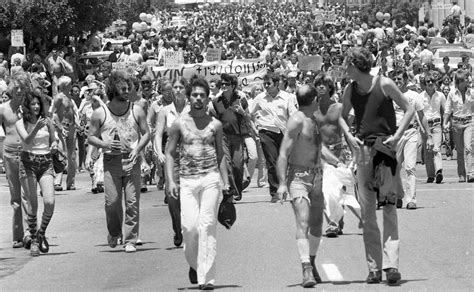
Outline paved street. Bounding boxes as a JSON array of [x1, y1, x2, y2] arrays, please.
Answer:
[[0, 160, 472, 291]]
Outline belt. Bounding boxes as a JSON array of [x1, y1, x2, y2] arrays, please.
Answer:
[[428, 118, 441, 124], [20, 151, 52, 159], [104, 152, 131, 159], [452, 116, 472, 123], [289, 163, 323, 175]]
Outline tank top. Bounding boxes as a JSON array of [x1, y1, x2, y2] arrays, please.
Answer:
[[350, 76, 396, 143], [99, 102, 140, 155], [179, 116, 218, 177], [22, 121, 50, 154]]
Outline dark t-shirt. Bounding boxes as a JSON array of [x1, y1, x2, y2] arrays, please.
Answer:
[[212, 91, 249, 136]]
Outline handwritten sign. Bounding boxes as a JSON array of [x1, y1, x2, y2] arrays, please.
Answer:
[[144, 57, 267, 90], [205, 48, 222, 62], [298, 55, 322, 71], [11, 30, 24, 47], [329, 65, 345, 82], [164, 49, 184, 69]]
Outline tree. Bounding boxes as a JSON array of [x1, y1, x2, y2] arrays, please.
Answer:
[[68, 0, 119, 35]]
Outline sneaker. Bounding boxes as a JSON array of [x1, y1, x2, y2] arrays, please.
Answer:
[[325, 226, 339, 238], [426, 177, 434, 183], [270, 196, 280, 203], [66, 184, 76, 191], [468, 176, 474, 183], [107, 234, 120, 248], [136, 239, 143, 246], [435, 170, 443, 184], [37, 232, 49, 253], [406, 202, 417, 210], [54, 184, 63, 191], [23, 234, 32, 249], [30, 239, 40, 257], [12, 240, 23, 248], [91, 187, 99, 194], [96, 185, 104, 193], [141, 186, 148, 193], [385, 268, 401, 284], [302, 262, 317, 288], [459, 176, 466, 183], [189, 267, 198, 284], [124, 244, 136, 253]]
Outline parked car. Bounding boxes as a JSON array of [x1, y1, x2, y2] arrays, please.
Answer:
[[76, 51, 112, 80]]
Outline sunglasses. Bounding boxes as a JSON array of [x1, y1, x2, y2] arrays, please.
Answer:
[[221, 82, 231, 86], [141, 81, 151, 85]]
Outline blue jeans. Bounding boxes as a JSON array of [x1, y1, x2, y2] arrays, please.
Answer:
[[3, 146, 27, 242], [103, 153, 141, 245]]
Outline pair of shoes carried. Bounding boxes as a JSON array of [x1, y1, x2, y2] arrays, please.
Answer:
[[406, 202, 417, 210], [174, 232, 183, 247], [435, 170, 443, 184], [124, 244, 136, 253], [199, 283, 214, 290], [12, 240, 23, 248], [136, 239, 143, 246], [385, 268, 401, 284], [30, 238, 40, 257], [54, 184, 63, 191], [426, 177, 434, 183], [66, 184, 76, 191], [36, 232, 49, 253], [107, 234, 121, 248], [242, 177, 251, 190], [302, 262, 317, 288], [366, 270, 382, 284], [188, 267, 198, 284], [23, 234, 32, 249]]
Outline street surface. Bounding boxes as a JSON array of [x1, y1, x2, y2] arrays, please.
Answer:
[[0, 160, 472, 291]]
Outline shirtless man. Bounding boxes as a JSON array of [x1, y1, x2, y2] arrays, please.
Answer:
[[277, 84, 340, 287], [0, 74, 29, 248], [51, 76, 79, 191], [313, 72, 349, 237]]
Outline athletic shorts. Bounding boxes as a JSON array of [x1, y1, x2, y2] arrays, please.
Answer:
[[287, 164, 323, 207]]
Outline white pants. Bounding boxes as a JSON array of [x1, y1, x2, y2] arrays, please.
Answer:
[[180, 170, 221, 285]]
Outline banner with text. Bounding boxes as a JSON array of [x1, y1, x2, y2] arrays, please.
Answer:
[[142, 58, 267, 89]]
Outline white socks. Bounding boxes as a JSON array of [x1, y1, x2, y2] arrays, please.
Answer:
[[297, 238, 310, 263]]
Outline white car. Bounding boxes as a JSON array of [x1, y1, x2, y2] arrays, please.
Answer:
[[432, 47, 474, 69]]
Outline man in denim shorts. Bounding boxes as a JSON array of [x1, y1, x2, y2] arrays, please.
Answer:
[[277, 85, 340, 288]]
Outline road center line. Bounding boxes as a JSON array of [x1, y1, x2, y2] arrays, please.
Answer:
[[322, 263, 344, 282]]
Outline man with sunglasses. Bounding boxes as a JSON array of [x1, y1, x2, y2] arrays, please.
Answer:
[[392, 69, 432, 209], [209, 74, 248, 201], [443, 70, 473, 182], [418, 71, 446, 184]]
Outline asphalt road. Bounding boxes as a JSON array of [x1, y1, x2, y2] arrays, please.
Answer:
[[0, 159, 472, 291]]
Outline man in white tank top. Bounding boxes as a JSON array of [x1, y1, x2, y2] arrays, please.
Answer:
[[88, 71, 150, 253], [166, 76, 229, 290]]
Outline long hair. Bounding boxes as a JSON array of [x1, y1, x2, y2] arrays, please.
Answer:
[[22, 92, 44, 123]]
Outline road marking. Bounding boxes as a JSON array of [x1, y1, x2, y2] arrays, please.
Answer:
[[322, 263, 344, 282]]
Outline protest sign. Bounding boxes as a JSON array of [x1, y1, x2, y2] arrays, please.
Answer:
[[164, 49, 184, 69], [298, 55, 322, 71], [11, 30, 24, 47], [143, 57, 267, 90], [206, 48, 222, 62], [112, 61, 139, 75]]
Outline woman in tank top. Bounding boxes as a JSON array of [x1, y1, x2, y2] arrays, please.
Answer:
[[15, 92, 58, 257]]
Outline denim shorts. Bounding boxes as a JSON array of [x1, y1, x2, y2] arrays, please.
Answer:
[[19, 151, 54, 180], [287, 164, 324, 207]]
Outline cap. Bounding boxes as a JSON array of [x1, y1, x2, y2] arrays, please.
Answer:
[[87, 82, 100, 91]]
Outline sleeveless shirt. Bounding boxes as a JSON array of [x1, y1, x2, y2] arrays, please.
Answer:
[[99, 102, 140, 155], [178, 116, 218, 177], [350, 76, 396, 143], [22, 122, 50, 154]]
